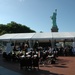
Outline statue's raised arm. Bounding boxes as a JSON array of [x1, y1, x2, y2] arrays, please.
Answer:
[[51, 9, 57, 27]]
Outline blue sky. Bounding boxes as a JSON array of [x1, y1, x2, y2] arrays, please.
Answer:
[[0, 0, 75, 32]]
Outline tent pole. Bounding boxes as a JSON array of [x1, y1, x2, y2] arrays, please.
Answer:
[[29, 40, 31, 48], [51, 32, 54, 48]]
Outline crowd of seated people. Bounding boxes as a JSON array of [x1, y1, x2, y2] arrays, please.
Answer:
[[19, 49, 39, 70], [2, 41, 75, 70]]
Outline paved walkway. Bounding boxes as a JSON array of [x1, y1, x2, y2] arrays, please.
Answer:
[[0, 66, 22, 75], [0, 55, 75, 75]]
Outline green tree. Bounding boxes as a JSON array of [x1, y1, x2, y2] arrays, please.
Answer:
[[0, 21, 35, 35]]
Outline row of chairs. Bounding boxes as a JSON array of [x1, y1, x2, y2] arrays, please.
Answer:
[[2, 52, 39, 70], [2, 50, 57, 71], [2, 52, 18, 62], [19, 55, 39, 70]]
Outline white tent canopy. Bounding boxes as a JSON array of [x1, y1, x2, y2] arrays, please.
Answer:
[[0, 32, 75, 42], [0, 34, 17, 41], [0, 33, 35, 41], [10, 33, 35, 41], [0, 32, 75, 49], [31, 32, 52, 41], [52, 32, 74, 39]]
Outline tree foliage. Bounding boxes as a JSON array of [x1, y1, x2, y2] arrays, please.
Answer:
[[0, 21, 35, 35]]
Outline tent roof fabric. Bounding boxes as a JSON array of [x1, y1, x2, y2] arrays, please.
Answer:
[[31, 32, 52, 40], [0, 32, 75, 41], [0, 34, 17, 41], [0, 33, 35, 41], [52, 32, 74, 39], [10, 33, 35, 40]]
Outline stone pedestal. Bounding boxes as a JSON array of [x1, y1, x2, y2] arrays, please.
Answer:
[[51, 26, 58, 32]]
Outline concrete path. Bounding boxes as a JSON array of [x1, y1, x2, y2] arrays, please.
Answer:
[[0, 55, 75, 75], [0, 66, 22, 75]]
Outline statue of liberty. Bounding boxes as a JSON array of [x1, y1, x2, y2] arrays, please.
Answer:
[[51, 9, 57, 27], [51, 9, 58, 32]]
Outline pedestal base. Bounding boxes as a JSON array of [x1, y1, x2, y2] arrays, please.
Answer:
[[51, 27, 58, 32]]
